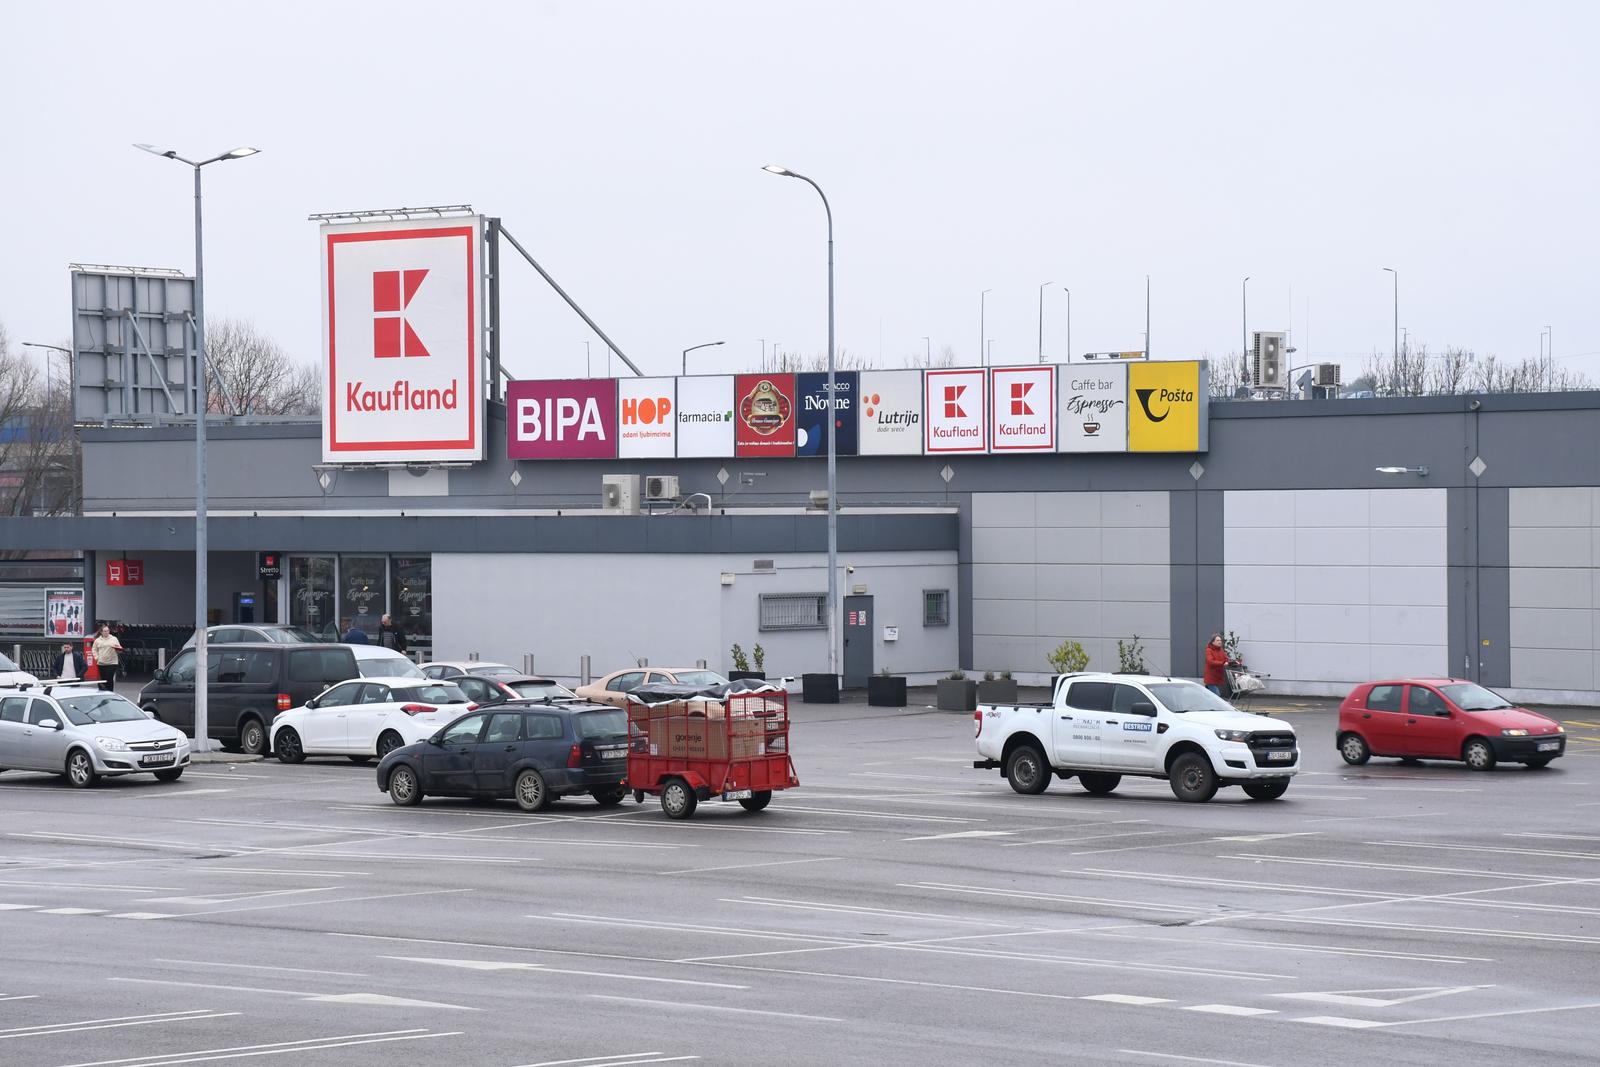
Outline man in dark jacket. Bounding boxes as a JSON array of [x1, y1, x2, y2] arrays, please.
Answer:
[[341, 618, 369, 645], [52, 643, 87, 680], [377, 614, 407, 653]]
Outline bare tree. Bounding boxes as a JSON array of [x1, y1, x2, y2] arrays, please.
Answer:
[[205, 318, 320, 416], [901, 344, 958, 369], [1208, 349, 1251, 399], [0, 322, 79, 533], [1428, 345, 1473, 396], [765, 347, 875, 374]]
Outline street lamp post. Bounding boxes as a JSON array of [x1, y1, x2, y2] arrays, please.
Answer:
[[135, 142, 259, 754], [584, 340, 591, 377], [1037, 281, 1053, 362], [763, 164, 839, 685], [980, 289, 992, 366], [922, 336, 931, 366], [1063, 288, 1071, 364], [1241, 276, 1250, 364], [1382, 267, 1398, 364], [681, 340, 725, 376]]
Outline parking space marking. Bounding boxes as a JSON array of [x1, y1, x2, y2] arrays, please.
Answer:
[[1183, 1004, 1277, 1016], [1292, 1016, 1389, 1029], [1222, 853, 1575, 882], [1120, 1052, 1278, 1067], [511, 1057, 698, 1067], [1273, 986, 1486, 1008], [1002, 829, 1166, 848], [1371, 839, 1600, 861], [172, 887, 474, 919], [0, 903, 38, 911], [152, 959, 371, 979], [764, 804, 981, 824], [382, 956, 747, 989], [1083, 994, 1171, 1005], [39, 907, 107, 915], [1089, 929, 1491, 965], [0, 879, 184, 892], [660, 856, 841, 876], [722, 896, 1023, 929], [1380, 1000, 1600, 1027], [1227, 914, 1600, 946], [329, 930, 685, 969], [106, 913, 178, 920], [902, 830, 1018, 841], [53, 1028, 462, 1066], [588, 994, 843, 1023], [0, 1010, 239, 1041], [0, 995, 39, 1003], [110, 977, 478, 1011]]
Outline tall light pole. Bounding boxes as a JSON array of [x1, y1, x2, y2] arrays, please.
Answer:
[[922, 336, 931, 365], [1547, 324, 1554, 391], [980, 289, 992, 366], [1063, 288, 1071, 364], [986, 339, 995, 364], [1241, 276, 1250, 363], [584, 340, 591, 377], [681, 340, 724, 376], [1037, 281, 1053, 362], [763, 164, 839, 684], [1382, 267, 1398, 364], [1145, 275, 1151, 358], [135, 142, 259, 754], [758, 338, 767, 371]]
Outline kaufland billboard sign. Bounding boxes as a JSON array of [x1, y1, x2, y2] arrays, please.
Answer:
[[990, 365, 1056, 451], [507, 379, 619, 460], [321, 217, 484, 463]]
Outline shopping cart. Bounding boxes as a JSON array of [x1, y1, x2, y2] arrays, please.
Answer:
[[1226, 664, 1267, 709]]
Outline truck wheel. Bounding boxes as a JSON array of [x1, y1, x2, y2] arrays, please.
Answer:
[[1462, 738, 1496, 771], [1242, 781, 1289, 801], [661, 778, 698, 820], [1169, 752, 1218, 803], [738, 790, 772, 812], [1004, 745, 1051, 795], [1338, 733, 1371, 766], [1077, 771, 1121, 795]]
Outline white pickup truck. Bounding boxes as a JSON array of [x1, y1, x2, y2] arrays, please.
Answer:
[[973, 673, 1299, 802]]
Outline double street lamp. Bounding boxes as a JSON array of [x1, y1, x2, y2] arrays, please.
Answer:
[[134, 142, 260, 753], [762, 164, 840, 685]]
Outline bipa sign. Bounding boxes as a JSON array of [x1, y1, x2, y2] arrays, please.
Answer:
[[924, 369, 986, 453], [618, 377, 677, 458], [322, 217, 484, 463], [990, 366, 1055, 451], [507, 379, 618, 460]]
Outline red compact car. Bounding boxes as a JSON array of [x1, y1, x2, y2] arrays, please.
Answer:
[[1338, 678, 1565, 770]]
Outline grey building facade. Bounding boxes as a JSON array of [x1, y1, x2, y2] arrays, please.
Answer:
[[2, 391, 1598, 703]]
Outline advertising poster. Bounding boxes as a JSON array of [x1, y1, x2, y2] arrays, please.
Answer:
[[795, 371, 858, 457], [734, 373, 797, 457], [924, 368, 987, 453], [46, 589, 84, 637], [676, 375, 736, 457], [618, 377, 677, 458], [507, 379, 619, 460], [1058, 362, 1128, 452], [1128, 360, 1209, 452], [989, 366, 1056, 451], [856, 371, 924, 456], [321, 217, 484, 463]]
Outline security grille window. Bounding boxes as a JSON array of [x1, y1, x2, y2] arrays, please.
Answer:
[[760, 593, 828, 631], [924, 589, 950, 627]]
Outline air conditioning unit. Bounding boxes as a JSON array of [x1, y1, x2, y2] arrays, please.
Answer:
[[1313, 363, 1342, 388], [644, 475, 680, 501], [600, 474, 639, 514], [1252, 331, 1288, 389]]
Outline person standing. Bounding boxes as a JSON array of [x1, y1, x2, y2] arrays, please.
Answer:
[[377, 613, 407, 654], [1203, 633, 1230, 697], [341, 618, 369, 644], [52, 642, 86, 680], [92, 624, 123, 690]]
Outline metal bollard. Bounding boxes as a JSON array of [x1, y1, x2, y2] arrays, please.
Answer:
[[11, 644, 20, 667], [468, 651, 480, 661], [696, 659, 707, 669], [580, 655, 592, 686], [522, 653, 535, 675], [157, 647, 167, 670]]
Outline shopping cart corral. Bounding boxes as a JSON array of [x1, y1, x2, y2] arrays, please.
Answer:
[[625, 681, 799, 820]]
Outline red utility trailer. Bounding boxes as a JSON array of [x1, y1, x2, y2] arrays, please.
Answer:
[[625, 684, 799, 819]]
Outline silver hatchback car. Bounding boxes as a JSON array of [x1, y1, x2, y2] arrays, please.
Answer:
[[0, 686, 191, 787]]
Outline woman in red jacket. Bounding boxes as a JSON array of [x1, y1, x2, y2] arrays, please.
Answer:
[[1203, 633, 1229, 696]]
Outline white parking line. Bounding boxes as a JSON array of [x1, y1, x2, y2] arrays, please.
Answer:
[[152, 959, 371, 979], [1293, 1016, 1388, 1029], [1182, 1004, 1277, 1016], [39, 908, 107, 915], [381, 956, 746, 989], [660, 857, 840, 876], [588, 995, 842, 1023], [54, 1028, 460, 1067], [1083, 994, 1171, 1005], [0, 1010, 239, 1041], [1120, 1052, 1277, 1067], [510, 1057, 698, 1067]]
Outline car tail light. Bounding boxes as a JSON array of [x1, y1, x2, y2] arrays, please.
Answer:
[[974, 710, 982, 737], [277, 693, 292, 711], [465, 703, 480, 711], [567, 743, 583, 768], [400, 704, 434, 716]]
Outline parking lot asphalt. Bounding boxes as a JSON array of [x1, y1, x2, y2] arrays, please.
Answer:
[[3, 689, 1600, 1066]]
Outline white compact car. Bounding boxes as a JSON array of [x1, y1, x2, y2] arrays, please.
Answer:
[[0, 685, 190, 787], [0, 651, 39, 689], [271, 677, 472, 763], [351, 645, 425, 678]]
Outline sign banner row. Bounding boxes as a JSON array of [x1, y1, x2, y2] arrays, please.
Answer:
[[506, 362, 1208, 460]]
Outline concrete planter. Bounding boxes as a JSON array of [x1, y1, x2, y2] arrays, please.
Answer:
[[977, 678, 1018, 704], [728, 671, 766, 683], [936, 678, 978, 711], [867, 675, 907, 707], [801, 673, 839, 704]]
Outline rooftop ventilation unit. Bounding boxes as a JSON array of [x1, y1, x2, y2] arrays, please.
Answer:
[[601, 474, 639, 514], [1252, 331, 1288, 389], [644, 475, 680, 501], [1313, 363, 1342, 388]]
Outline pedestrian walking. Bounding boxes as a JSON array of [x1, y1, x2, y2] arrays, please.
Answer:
[[92, 624, 123, 689], [52, 642, 86, 680], [341, 618, 369, 644], [1203, 633, 1229, 697], [377, 613, 407, 653]]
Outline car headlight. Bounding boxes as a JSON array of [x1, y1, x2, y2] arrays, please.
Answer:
[[95, 736, 130, 752], [1214, 729, 1252, 743], [1553, 724, 1565, 734], [1501, 728, 1529, 737]]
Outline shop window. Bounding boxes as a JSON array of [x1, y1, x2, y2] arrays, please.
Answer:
[[390, 555, 432, 646], [288, 556, 336, 636]]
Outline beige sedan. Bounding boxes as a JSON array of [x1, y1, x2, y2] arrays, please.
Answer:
[[574, 666, 729, 708]]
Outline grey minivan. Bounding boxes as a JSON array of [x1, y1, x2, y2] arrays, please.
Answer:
[[138, 643, 359, 755]]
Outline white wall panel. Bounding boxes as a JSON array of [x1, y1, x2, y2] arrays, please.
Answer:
[[1509, 488, 1600, 695]]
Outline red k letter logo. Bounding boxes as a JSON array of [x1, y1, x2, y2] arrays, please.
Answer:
[[1010, 381, 1034, 416], [373, 270, 431, 358], [943, 385, 966, 419]]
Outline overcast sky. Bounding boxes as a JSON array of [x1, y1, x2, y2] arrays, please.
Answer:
[[3, 0, 1596, 385]]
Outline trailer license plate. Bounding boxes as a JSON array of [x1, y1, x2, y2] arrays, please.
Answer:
[[141, 754, 176, 766], [1268, 750, 1293, 761], [1538, 741, 1559, 752], [721, 789, 753, 801]]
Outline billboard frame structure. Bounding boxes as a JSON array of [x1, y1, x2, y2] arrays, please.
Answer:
[[69, 263, 199, 423]]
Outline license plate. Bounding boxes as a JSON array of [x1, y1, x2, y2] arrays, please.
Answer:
[[1538, 741, 1560, 752], [721, 789, 753, 801], [599, 747, 627, 759], [1267, 750, 1294, 762], [140, 753, 176, 766]]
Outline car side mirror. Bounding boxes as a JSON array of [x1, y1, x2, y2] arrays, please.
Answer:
[[39, 719, 60, 730], [1131, 701, 1157, 716], [153, 668, 167, 682], [305, 698, 318, 709], [428, 734, 443, 746], [1436, 709, 1451, 717]]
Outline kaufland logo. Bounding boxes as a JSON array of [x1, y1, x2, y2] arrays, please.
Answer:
[[373, 269, 429, 358], [1010, 382, 1034, 416], [943, 386, 966, 419]]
